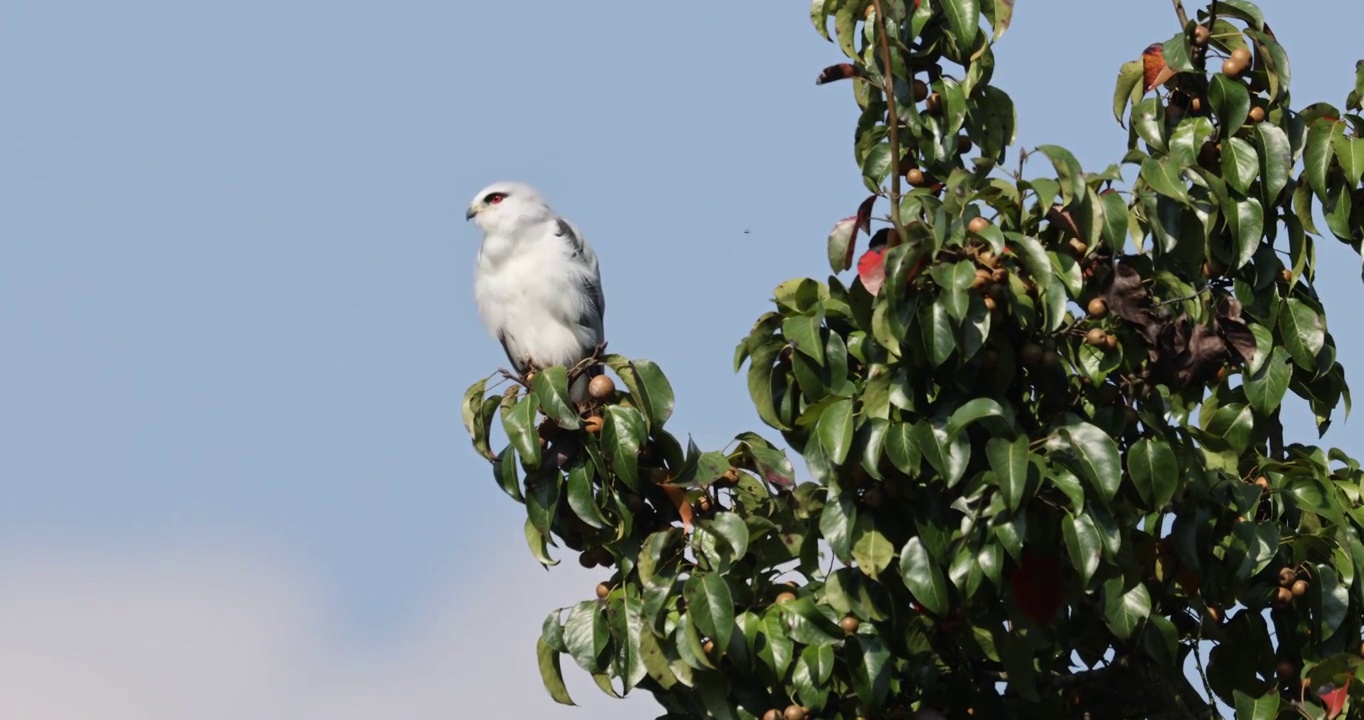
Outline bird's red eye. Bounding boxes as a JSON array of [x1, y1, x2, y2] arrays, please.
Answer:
[[485, 192, 506, 205]]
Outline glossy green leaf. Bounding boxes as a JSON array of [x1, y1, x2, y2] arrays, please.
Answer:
[[941, 0, 980, 50], [1279, 298, 1325, 370], [684, 573, 734, 654], [1112, 60, 1143, 126], [501, 396, 542, 468], [1063, 513, 1102, 587], [899, 536, 950, 617], [1057, 420, 1122, 504], [1232, 689, 1279, 720], [1101, 576, 1150, 640], [986, 436, 1029, 512], [817, 397, 856, 465], [1245, 346, 1292, 416], [533, 366, 581, 429], [1140, 156, 1190, 204], [783, 312, 825, 366], [1253, 123, 1291, 204], [851, 517, 895, 580], [1227, 197, 1264, 270], [537, 637, 576, 706], [1221, 137, 1259, 195], [1304, 120, 1336, 200], [1127, 437, 1177, 509], [1208, 73, 1250, 136]]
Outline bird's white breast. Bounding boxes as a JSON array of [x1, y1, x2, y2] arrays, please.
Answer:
[[473, 226, 601, 370]]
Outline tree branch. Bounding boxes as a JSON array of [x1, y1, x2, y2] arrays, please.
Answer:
[[871, 0, 904, 237], [1172, 0, 1189, 28]]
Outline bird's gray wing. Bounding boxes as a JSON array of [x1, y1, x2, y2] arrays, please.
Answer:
[[496, 330, 528, 373], [554, 218, 606, 334]]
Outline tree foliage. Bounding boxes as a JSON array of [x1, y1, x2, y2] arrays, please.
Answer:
[[463, 1, 1364, 717]]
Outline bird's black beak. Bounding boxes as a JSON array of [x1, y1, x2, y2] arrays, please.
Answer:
[[465, 207, 477, 221]]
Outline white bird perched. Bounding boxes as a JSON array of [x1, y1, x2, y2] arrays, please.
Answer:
[[466, 181, 606, 403]]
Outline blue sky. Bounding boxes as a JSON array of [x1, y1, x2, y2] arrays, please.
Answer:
[[1, 1, 1361, 717]]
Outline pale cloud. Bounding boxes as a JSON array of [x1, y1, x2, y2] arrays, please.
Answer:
[[0, 541, 658, 720]]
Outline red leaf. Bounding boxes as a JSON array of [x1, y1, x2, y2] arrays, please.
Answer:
[[816, 63, 860, 85], [1142, 43, 1177, 93], [857, 247, 887, 296], [1010, 548, 1066, 624], [1322, 676, 1350, 719], [855, 194, 878, 235]]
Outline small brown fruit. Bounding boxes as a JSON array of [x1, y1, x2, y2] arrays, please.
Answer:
[[702, 639, 716, 655], [1278, 567, 1297, 587], [978, 249, 998, 267], [912, 79, 929, 102], [1276, 660, 1296, 681], [784, 705, 807, 720], [1221, 58, 1243, 77], [862, 486, 885, 509], [1103, 333, 1118, 351], [1085, 328, 1108, 347], [579, 552, 597, 568], [1021, 343, 1043, 367], [905, 168, 927, 187], [1192, 24, 1211, 47], [990, 267, 1007, 283], [1274, 586, 1293, 606], [1292, 579, 1308, 597], [1280, 268, 1293, 284], [584, 415, 604, 434], [957, 135, 973, 153], [840, 615, 861, 634], [775, 591, 797, 605], [763, 711, 781, 720], [1068, 237, 1088, 256], [1087, 297, 1108, 318], [1041, 350, 1061, 369], [596, 582, 611, 599], [1230, 48, 1252, 67], [1254, 476, 1271, 494], [983, 296, 997, 311], [925, 92, 943, 114], [588, 374, 615, 400], [1248, 105, 1266, 123], [1189, 96, 1204, 115], [968, 216, 990, 235]]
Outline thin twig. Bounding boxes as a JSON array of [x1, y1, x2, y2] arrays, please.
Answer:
[[1192, 639, 1222, 720], [1172, 0, 1189, 28], [871, 0, 903, 237]]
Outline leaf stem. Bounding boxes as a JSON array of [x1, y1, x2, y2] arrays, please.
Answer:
[[871, 0, 904, 238]]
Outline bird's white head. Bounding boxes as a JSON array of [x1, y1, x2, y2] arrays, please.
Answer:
[[465, 181, 554, 235]]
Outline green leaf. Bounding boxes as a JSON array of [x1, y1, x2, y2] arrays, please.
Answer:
[[1140, 155, 1190, 204], [921, 297, 957, 367], [946, 397, 1010, 439], [779, 596, 844, 646], [793, 645, 835, 710], [981, 0, 1013, 41], [1304, 120, 1336, 200], [564, 600, 609, 674], [603, 405, 647, 492], [608, 589, 648, 692], [500, 395, 542, 468], [525, 468, 561, 540], [684, 573, 734, 654], [1102, 576, 1151, 640], [885, 421, 921, 474], [1221, 137, 1259, 195], [899, 536, 950, 617], [1233, 689, 1280, 720], [537, 637, 576, 706], [1112, 60, 1143, 126], [566, 463, 607, 529], [1127, 437, 1177, 509], [524, 516, 559, 566], [851, 517, 895, 580], [1208, 73, 1250, 137], [1279, 298, 1325, 370], [1227, 197, 1264, 271], [817, 397, 856, 465], [914, 419, 971, 487], [821, 490, 858, 563], [746, 343, 787, 431], [1056, 420, 1122, 504], [533, 366, 581, 429], [1216, 0, 1263, 30], [1245, 346, 1291, 416], [986, 436, 1030, 512], [1007, 233, 1066, 332], [492, 445, 524, 503], [783, 312, 825, 366], [604, 356, 676, 430], [940, 0, 980, 50], [845, 634, 892, 713], [1098, 189, 1130, 252], [1331, 125, 1364, 186], [1036, 144, 1085, 207], [862, 143, 893, 188], [1063, 513, 1102, 587], [1253, 123, 1291, 205]]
